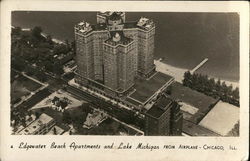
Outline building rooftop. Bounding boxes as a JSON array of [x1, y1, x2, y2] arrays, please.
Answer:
[[124, 22, 138, 29], [92, 23, 107, 31], [198, 101, 239, 136], [31, 90, 83, 110], [18, 113, 54, 135], [146, 95, 173, 118], [182, 119, 220, 136], [75, 20, 93, 34], [97, 12, 124, 18], [108, 12, 122, 21], [137, 17, 155, 30], [105, 31, 133, 46], [128, 72, 174, 105]]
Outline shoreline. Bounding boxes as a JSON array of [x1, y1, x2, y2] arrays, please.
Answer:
[[154, 59, 239, 89], [14, 26, 239, 89], [14, 26, 65, 45]]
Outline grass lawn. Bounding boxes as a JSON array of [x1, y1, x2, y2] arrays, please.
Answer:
[[169, 82, 219, 124], [11, 74, 42, 104], [18, 75, 42, 91]]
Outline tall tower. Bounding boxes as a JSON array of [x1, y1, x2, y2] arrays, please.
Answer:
[[74, 21, 94, 85], [103, 31, 137, 96], [137, 17, 156, 77], [74, 12, 156, 96]]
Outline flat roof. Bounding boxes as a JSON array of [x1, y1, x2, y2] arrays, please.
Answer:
[[128, 72, 173, 105], [31, 90, 83, 110], [105, 31, 133, 46], [92, 23, 107, 31], [146, 95, 172, 118], [182, 119, 220, 136], [169, 82, 218, 124], [199, 101, 239, 136], [18, 113, 54, 135], [124, 22, 137, 29]]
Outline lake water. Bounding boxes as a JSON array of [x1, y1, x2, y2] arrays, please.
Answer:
[[12, 11, 239, 81]]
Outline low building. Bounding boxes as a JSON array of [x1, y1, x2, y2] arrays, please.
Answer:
[[144, 94, 183, 136], [198, 101, 239, 136], [31, 90, 83, 112], [55, 52, 74, 65], [18, 113, 55, 135], [83, 110, 108, 129], [46, 125, 65, 135]]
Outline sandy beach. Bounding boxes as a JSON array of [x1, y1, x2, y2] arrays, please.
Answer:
[[154, 59, 239, 89]]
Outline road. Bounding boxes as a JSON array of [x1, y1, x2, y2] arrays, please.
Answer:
[[66, 85, 145, 130]]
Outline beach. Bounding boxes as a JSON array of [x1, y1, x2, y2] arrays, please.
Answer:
[[154, 59, 239, 89]]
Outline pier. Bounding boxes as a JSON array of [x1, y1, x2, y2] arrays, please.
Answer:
[[190, 58, 208, 74]]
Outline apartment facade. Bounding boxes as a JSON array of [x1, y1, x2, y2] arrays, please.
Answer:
[[145, 94, 183, 136], [75, 12, 155, 96]]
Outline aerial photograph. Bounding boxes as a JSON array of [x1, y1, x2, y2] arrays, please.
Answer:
[[11, 11, 239, 136]]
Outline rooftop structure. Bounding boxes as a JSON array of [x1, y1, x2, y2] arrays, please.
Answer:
[[105, 31, 133, 46], [137, 17, 155, 30], [146, 95, 173, 118], [31, 90, 83, 111], [18, 113, 55, 135], [75, 20, 93, 35], [199, 101, 239, 136], [83, 109, 108, 129], [97, 12, 125, 24]]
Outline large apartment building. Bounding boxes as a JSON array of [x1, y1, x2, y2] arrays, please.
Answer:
[[75, 12, 155, 96]]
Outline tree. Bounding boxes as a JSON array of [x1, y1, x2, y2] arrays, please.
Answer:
[[53, 44, 69, 55], [32, 26, 42, 40], [12, 27, 21, 35], [46, 35, 54, 45], [62, 111, 72, 124], [44, 60, 54, 72], [182, 72, 239, 107], [53, 63, 64, 75], [232, 87, 239, 100], [12, 58, 26, 71], [183, 71, 192, 87]]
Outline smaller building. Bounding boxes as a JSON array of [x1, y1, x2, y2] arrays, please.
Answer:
[[46, 125, 65, 135], [18, 113, 55, 135], [55, 51, 74, 65], [145, 94, 183, 136], [83, 109, 108, 129], [199, 101, 239, 136]]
